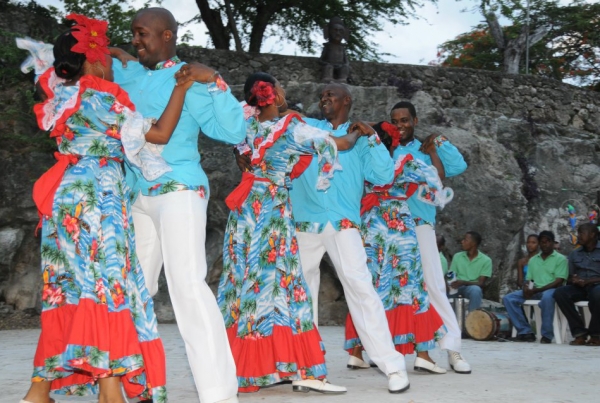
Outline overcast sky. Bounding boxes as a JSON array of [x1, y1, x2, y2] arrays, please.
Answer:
[[36, 0, 596, 66]]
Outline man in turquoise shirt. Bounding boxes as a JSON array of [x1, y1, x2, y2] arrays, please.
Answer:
[[112, 8, 243, 403], [504, 231, 567, 343], [449, 231, 493, 311], [290, 84, 410, 393], [391, 101, 471, 374]]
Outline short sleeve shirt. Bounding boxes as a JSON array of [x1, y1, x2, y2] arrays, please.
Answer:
[[526, 250, 568, 288], [451, 250, 492, 282]]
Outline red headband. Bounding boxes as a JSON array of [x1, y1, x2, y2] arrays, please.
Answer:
[[250, 81, 277, 107], [66, 13, 110, 66], [381, 122, 401, 146]]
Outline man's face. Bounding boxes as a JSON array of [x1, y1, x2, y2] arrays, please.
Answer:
[[461, 234, 475, 251], [318, 85, 349, 120], [390, 108, 417, 145], [577, 229, 597, 246], [131, 13, 167, 68], [539, 236, 554, 254]]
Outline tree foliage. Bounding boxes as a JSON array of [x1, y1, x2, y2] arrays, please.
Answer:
[[436, 0, 600, 87], [192, 0, 435, 60]]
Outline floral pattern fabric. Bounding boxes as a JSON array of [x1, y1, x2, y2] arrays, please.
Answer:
[[33, 69, 166, 402], [345, 154, 449, 354], [217, 113, 339, 391]]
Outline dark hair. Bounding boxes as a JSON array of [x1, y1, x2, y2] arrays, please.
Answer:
[[391, 101, 417, 118], [526, 234, 539, 241], [538, 230, 555, 242], [466, 231, 482, 246], [578, 223, 599, 236], [372, 121, 393, 151], [53, 30, 86, 80], [244, 72, 277, 107], [437, 234, 446, 247]]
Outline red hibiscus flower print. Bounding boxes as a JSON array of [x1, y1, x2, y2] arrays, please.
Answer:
[[322, 162, 332, 173], [399, 273, 408, 287], [95, 279, 107, 304], [62, 213, 80, 243], [412, 296, 420, 313], [197, 186, 206, 199], [63, 127, 75, 141], [109, 101, 125, 114], [290, 238, 298, 255], [340, 219, 353, 229], [267, 248, 277, 263], [111, 281, 125, 308], [251, 199, 262, 216], [105, 125, 121, 140]]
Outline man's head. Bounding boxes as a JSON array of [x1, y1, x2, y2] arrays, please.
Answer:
[[538, 231, 555, 255], [436, 234, 446, 250], [390, 101, 418, 146], [461, 231, 482, 251], [318, 83, 352, 123], [131, 8, 178, 69], [577, 223, 599, 246]]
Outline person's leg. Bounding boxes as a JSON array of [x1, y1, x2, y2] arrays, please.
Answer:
[[503, 290, 532, 335], [144, 191, 237, 403], [22, 381, 52, 403], [97, 377, 126, 403], [322, 225, 406, 375], [554, 285, 588, 338], [131, 196, 164, 296], [538, 288, 557, 340], [415, 226, 462, 352], [296, 231, 327, 326], [587, 284, 600, 338], [462, 285, 483, 311]]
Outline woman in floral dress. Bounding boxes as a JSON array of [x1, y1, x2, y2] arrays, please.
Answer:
[[217, 72, 370, 394], [21, 15, 192, 403], [345, 122, 453, 374]]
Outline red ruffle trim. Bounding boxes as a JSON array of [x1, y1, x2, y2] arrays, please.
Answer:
[[250, 112, 304, 164], [226, 323, 326, 379], [345, 304, 445, 355], [34, 68, 136, 139], [34, 298, 166, 398]]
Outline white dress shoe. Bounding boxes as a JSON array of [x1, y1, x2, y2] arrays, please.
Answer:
[[216, 396, 239, 403], [347, 355, 371, 369], [388, 371, 410, 393], [292, 378, 347, 394], [448, 350, 472, 374], [414, 356, 447, 374]]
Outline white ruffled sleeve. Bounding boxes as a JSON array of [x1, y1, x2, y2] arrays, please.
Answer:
[[120, 108, 172, 181], [16, 37, 55, 82]]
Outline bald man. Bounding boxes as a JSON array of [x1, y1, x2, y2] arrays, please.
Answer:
[[290, 84, 411, 393], [111, 8, 244, 403]]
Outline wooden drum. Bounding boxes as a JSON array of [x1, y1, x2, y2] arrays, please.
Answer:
[[465, 309, 512, 341]]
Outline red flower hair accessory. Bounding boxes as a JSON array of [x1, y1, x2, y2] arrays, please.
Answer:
[[381, 122, 401, 146], [66, 13, 110, 66], [250, 81, 277, 107]]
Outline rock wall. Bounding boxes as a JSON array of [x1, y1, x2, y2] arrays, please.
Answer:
[[1, 18, 599, 324]]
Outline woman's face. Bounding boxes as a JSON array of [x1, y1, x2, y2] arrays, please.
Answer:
[[526, 236, 539, 253], [274, 81, 288, 112]]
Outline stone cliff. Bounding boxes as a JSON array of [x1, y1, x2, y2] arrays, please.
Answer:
[[1, 7, 599, 325]]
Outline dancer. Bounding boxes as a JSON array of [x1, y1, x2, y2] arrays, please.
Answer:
[[345, 122, 452, 375], [219, 72, 368, 394], [21, 14, 192, 403], [111, 8, 245, 403], [391, 101, 471, 374]]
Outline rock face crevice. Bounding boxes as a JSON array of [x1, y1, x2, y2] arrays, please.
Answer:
[[1, 9, 599, 324]]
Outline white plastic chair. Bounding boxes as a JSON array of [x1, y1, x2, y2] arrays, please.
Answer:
[[559, 300, 591, 343], [511, 300, 563, 343]]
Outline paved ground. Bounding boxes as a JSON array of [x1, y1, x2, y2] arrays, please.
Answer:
[[2, 325, 594, 403]]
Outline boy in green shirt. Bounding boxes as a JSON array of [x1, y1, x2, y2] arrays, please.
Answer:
[[448, 231, 492, 311], [503, 231, 567, 343]]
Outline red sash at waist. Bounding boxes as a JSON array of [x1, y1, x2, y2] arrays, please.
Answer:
[[359, 183, 418, 216], [225, 172, 271, 213]]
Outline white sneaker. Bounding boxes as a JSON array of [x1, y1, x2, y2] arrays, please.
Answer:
[[347, 355, 371, 369], [292, 379, 347, 394], [414, 356, 447, 374], [448, 350, 471, 374], [388, 371, 410, 393]]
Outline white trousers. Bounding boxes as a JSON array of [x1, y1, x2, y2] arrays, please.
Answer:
[[415, 224, 462, 352], [297, 223, 406, 374], [132, 191, 237, 403]]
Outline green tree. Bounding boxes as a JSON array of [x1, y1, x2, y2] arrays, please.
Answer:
[[192, 0, 436, 60], [437, 0, 600, 87]]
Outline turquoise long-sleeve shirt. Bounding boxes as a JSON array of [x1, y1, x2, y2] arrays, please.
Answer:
[[393, 136, 466, 225], [290, 118, 394, 233], [113, 59, 245, 200]]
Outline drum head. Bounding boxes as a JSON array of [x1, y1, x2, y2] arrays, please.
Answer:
[[465, 309, 494, 341]]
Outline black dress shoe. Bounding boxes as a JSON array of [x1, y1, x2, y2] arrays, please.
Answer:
[[540, 336, 552, 344], [509, 333, 536, 342]]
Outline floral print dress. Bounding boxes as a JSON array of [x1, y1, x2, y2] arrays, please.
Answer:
[[345, 154, 452, 354], [31, 69, 167, 402], [217, 112, 340, 392]]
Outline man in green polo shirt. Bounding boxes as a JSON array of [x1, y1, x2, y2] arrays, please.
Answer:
[[503, 231, 568, 343], [448, 231, 492, 311]]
